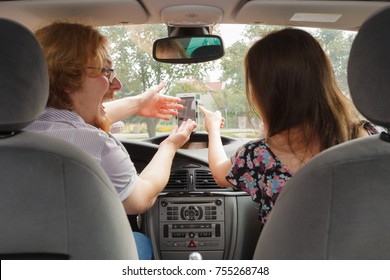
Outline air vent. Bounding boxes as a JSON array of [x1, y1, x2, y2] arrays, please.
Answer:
[[165, 170, 189, 190], [195, 170, 219, 189]]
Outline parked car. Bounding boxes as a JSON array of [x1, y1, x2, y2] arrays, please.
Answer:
[[110, 121, 125, 134], [1, 0, 389, 261]]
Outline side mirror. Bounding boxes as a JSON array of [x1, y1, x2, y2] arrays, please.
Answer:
[[152, 35, 224, 64]]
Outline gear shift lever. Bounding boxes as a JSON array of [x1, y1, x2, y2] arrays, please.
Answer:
[[188, 252, 203, 260]]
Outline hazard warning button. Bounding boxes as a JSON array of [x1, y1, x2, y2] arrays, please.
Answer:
[[188, 240, 197, 248]]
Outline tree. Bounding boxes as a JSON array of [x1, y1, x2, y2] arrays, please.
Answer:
[[308, 29, 356, 94], [218, 25, 357, 130], [169, 80, 207, 95], [218, 41, 246, 127], [241, 25, 356, 95], [243, 25, 285, 42], [99, 24, 216, 137]]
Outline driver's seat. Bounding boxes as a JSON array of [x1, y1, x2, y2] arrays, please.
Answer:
[[0, 18, 138, 260], [253, 7, 390, 259]]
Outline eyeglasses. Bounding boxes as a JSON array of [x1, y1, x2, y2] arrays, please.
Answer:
[[86, 66, 115, 83]]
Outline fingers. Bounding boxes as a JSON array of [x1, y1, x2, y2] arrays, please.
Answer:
[[157, 108, 174, 116], [199, 105, 209, 115], [199, 105, 221, 118], [163, 119, 197, 149], [178, 119, 197, 133], [161, 94, 181, 103], [164, 102, 183, 111], [155, 114, 171, 121], [199, 105, 224, 131], [153, 82, 165, 92], [220, 117, 225, 128]]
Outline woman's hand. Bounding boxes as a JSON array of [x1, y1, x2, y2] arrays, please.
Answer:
[[137, 83, 183, 120], [199, 105, 225, 132]]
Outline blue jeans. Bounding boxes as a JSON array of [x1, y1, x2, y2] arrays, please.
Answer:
[[133, 232, 153, 260]]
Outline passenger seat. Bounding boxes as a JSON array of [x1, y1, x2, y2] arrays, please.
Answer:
[[0, 18, 138, 260], [253, 7, 390, 260]]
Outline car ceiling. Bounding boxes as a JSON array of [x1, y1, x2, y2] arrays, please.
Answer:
[[0, 0, 389, 32]]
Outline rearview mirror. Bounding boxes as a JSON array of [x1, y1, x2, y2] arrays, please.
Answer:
[[152, 35, 224, 64]]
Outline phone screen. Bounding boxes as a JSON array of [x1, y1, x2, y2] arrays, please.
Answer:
[[177, 95, 197, 126]]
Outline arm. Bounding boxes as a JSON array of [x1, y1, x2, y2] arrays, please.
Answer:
[[104, 83, 183, 124], [122, 119, 197, 214], [199, 106, 232, 187]]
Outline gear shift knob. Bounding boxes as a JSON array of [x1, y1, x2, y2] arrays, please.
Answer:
[[188, 252, 203, 260]]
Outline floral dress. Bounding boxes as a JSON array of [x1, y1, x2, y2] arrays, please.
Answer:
[[225, 121, 382, 224]]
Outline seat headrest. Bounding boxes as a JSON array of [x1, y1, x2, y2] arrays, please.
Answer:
[[191, 45, 221, 58], [0, 18, 49, 132], [348, 7, 390, 128]]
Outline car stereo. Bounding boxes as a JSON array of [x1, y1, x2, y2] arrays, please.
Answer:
[[158, 196, 225, 256]]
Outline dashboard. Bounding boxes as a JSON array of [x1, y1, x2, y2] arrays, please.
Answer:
[[144, 132, 237, 150], [121, 132, 263, 260]]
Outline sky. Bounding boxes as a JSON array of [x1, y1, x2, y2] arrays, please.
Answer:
[[207, 24, 246, 82], [218, 24, 246, 47]]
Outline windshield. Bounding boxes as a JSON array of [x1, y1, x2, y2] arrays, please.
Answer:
[[99, 24, 356, 140]]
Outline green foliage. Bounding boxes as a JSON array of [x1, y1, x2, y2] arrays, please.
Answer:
[[243, 25, 285, 43], [307, 28, 356, 93], [169, 81, 207, 96], [100, 24, 357, 137], [99, 24, 218, 136], [221, 41, 246, 90], [241, 25, 356, 94]]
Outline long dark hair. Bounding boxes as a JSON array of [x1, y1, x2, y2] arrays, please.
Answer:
[[245, 28, 361, 152]]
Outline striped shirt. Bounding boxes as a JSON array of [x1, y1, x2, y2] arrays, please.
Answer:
[[25, 107, 137, 201]]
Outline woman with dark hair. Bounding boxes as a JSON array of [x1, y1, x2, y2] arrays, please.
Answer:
[[200, 28, 381, 224]]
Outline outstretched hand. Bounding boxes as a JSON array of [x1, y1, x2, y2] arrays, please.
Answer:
[[161, 119, 197, 150], [137, 83, 183, 120], [199, 105, 225, 132]]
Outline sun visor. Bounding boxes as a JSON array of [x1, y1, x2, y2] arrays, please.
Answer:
[[234, 1, 390, 31], [0, 0, 149, 30]]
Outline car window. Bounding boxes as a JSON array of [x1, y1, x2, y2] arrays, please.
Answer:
[[99, 24, 356, 140]]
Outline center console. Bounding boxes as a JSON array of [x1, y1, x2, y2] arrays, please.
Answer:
[[145, 192, 262, 260], [158, 196, 225, 259]]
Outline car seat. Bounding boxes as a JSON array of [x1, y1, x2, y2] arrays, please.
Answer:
[[0, 18, 138, 260], [253, 7, 390, 259]]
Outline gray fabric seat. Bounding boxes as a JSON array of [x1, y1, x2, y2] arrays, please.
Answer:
[[0, 18, 138, 260], [253, 7, 390, 260]]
